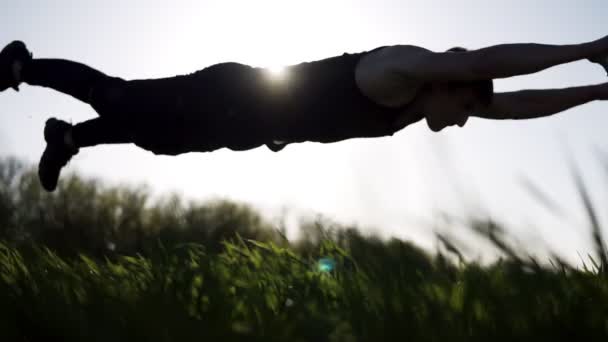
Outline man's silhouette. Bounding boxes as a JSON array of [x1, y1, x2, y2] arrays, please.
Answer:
[[1, 37, 607, 191]]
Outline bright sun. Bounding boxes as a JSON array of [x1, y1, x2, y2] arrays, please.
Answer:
[[267, 65, 287, 79]]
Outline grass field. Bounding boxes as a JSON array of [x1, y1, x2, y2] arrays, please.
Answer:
[[1, 157, 608, 341], [2, 236, 608, 341]]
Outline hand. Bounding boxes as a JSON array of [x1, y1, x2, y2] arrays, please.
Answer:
[[589, 57, 608, 77], [590, 35, 608, 57], [587, 35, 608, 73], [596, 82, 608, 101]]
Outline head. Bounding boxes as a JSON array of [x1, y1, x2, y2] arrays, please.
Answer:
[[420, 47, 494, 132]]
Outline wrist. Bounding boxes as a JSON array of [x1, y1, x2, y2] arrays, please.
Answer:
[[585, 38, 607, 59], [586, 83, 606, 101], [594, 83, 608, 101]]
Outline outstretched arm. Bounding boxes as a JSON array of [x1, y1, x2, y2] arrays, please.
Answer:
[[473, 83, 607, 120], [384, 35, 608, 81]]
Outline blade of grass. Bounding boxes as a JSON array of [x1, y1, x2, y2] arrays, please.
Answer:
[[569, 157, 608, 274], [519, 175, 568, 219]]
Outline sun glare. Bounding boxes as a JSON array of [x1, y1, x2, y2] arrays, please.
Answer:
[[267, 65, 287, 79]]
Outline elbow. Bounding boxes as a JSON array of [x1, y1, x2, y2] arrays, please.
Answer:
[[445, 49, 493, 81]]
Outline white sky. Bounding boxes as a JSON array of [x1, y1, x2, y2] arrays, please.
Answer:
[[1, 0, 607, 263]]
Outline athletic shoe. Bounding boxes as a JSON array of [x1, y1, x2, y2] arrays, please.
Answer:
[[38, 118, 79, 192], [0, 41, 32, 92]]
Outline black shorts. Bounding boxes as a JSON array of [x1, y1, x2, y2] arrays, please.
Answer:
[[91, 48, 405, 156]]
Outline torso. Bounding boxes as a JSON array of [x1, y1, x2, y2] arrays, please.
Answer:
[[262, 47, 424, 147], [134, 47, 426, 155]]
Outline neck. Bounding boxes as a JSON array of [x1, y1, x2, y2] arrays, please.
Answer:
[[391, 99, 426, 131]]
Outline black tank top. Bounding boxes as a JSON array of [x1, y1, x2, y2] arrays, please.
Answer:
[[261, 46, 421, 151], [145, 47, 423, 155]]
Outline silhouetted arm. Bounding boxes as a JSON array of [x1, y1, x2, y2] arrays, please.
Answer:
[[385, 36, 607, 81], [473, 84, 605, 120]]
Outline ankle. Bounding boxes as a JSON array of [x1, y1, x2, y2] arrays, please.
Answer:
[[11, 60, 23, 84], [64, 128, 77, 151]]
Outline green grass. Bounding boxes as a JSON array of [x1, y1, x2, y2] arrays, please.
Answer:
[[1, 156, 608, 340], [2, 236, 608, 341]]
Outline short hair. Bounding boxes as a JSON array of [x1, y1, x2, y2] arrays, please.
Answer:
[[444, 46, 494, 107]]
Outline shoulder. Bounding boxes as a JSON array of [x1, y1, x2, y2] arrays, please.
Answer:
[[362, 45, 432, 62], [356, 44, 431, 73], [355, 45, 428, 108], [356, 45, 434, 80]]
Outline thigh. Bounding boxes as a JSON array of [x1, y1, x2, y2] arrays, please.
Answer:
[[90, 75, 187, 119], [88, 76, 130, 117], [355, 46, 423, 108]]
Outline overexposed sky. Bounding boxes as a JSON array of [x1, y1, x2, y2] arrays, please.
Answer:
[[1, 0, 607, 262]]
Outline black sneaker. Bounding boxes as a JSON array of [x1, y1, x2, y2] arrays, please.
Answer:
[[0, 40, 32, 92], [38, 118, 79, 192]]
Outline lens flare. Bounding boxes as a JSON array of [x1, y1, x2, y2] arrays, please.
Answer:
[[317, 257, 336, 273]]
